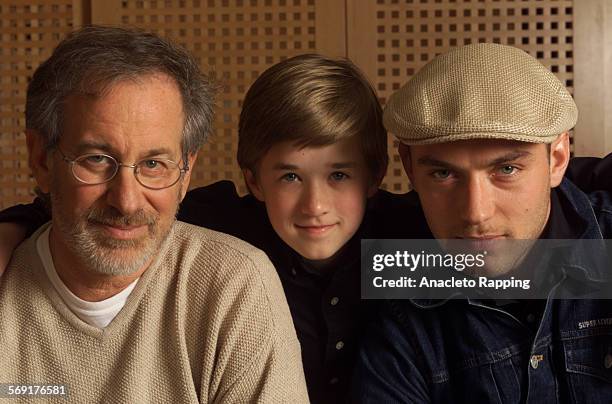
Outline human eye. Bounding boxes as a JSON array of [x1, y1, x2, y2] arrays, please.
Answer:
[[79, 155, 114, 171], [139, 159, 170, 176], [330, 171, 349, 181], [498, 165, 518, 175], [430, 169, 453, 180], [280, 172, 300, 182]]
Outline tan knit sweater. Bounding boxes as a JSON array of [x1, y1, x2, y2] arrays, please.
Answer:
[[0, 221, 309, 403]]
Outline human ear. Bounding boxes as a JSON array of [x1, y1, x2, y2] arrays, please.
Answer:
[[367, 165, 386, 198], [243, 169, 265, 201], [397, 142, 416, 189], [549, 132, 570, 188], [179, 152, 198, 201], [25, 129, 52, 194]]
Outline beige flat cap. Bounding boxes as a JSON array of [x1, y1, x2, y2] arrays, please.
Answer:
[[384, 43, 578, 145]]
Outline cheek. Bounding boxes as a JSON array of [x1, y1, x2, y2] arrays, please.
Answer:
[[263, 191, 298, 227], [415, 193, 452, 234], [51, 176, 99, 212], [337, 188, 368, 226], [147, 190, 183, 219]]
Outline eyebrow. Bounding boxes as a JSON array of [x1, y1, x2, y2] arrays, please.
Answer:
[[272, 162, 359, 170], [74, 142, 175, 159], [416, 151, 533, 170]]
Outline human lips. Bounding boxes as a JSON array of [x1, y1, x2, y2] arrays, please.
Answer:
[[97, 223, 149, 240], [456, 235, 506, 251], [294, 223, 337, 236], [86, 208, 156, 241]]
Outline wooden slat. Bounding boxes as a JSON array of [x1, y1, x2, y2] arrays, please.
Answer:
[[573, 0, 612, 156]]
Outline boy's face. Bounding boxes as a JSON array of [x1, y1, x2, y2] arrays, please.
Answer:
[[245, 137, 378, 261]]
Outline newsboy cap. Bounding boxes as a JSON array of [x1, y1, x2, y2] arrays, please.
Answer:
[[383, 43, 578, 145]]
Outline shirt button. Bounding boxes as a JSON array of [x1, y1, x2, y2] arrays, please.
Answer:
[[526, 313, 536, 323], [330, 297, 340, 306], [605, 354, 612, 369], [291, 268, 297, 276], [335, 341, 344, 350], [329, 377, 339, 385]]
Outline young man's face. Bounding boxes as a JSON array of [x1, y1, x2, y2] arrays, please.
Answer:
[[246, 137, 378, 261], [400, 136, 569, 242]]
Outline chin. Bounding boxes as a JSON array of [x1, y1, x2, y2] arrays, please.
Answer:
[[296, 247, 333, 261]]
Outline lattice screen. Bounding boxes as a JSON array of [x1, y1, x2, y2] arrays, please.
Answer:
[[0, 0, 77, 209], [352, 0, 575, 193], [105, 0, 320, 195], [0, 0, 578, 208]]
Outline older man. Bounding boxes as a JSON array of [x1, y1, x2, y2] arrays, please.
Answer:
[[0, 26, 308, 403], [354, 43, 612, 402]]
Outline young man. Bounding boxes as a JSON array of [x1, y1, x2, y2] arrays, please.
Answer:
[[353, 43, 612, 402], [0, 26, 307, 403], [0, 50, 609, 403]]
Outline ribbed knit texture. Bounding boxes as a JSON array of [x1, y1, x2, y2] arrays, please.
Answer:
[[384, 43, 578, 145], [0, 221, 309, 403]]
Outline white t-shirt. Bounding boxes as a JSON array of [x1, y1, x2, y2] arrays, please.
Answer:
[[36, 226, 139, 328]]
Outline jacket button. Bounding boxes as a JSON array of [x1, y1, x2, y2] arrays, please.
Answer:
[[605, 354, 612, 369], [335, 341, 344, 350], [330, 297, 340, 306], [530, 354, 543, 369]]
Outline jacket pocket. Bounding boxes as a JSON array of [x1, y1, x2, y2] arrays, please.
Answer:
[[563, 330, 612, 403], [430, 348, 525, 404]]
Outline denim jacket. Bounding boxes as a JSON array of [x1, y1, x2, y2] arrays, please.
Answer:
[[353, 179, 612, 403]]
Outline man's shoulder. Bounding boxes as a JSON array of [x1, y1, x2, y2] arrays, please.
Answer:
[[170, 220, 270, 266], [167, 221, 282, 297], [559, 179, 612, 238], [585, 190, 612, 236], [166, 221, 295, 359]]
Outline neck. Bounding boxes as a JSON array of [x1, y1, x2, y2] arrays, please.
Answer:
[[48, 227, 148, 302]]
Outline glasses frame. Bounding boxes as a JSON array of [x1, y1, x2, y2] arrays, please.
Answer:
[[56, 147, 189, 190]]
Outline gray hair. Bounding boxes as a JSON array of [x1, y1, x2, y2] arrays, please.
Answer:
[[26, 25, 216, 158]]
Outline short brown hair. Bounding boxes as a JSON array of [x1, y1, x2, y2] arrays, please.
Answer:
[[237, 54, 387, 181], [26, 25, 216, 159]]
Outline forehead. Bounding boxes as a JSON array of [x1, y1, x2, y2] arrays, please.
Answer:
[[410, 139, 548, 166], [61, 74, 184, 155], [262, 137, 365, 164]]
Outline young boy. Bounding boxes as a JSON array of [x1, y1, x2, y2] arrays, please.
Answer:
[[0, 53, 610, 403]]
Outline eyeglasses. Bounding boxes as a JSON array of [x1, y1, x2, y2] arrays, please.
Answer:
[[56, 148, 189, 190]]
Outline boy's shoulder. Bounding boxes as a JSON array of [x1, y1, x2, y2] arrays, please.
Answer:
[[178, 180, 266, 233], [364, 189, 431, 238]]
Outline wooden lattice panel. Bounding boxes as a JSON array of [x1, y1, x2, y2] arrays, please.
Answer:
[[105, 0, 319, 194], [0, 0, 581, 209], [357, 0, 575, 193], [0, 0, 77, 209]]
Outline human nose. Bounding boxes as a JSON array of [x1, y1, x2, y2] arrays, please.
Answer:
[[105, 165, 144, 215], [300, 181, 330, 216], [459, 175, 495, 226]]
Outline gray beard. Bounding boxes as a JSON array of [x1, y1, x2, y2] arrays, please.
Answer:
[[66, 222, 165, 277], [50, 198, 175, 277]]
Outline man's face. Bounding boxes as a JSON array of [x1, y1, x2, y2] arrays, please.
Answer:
[[31, 74, 193, 277], [400, 138, 569, 242], [245, 137, 378, 261]]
